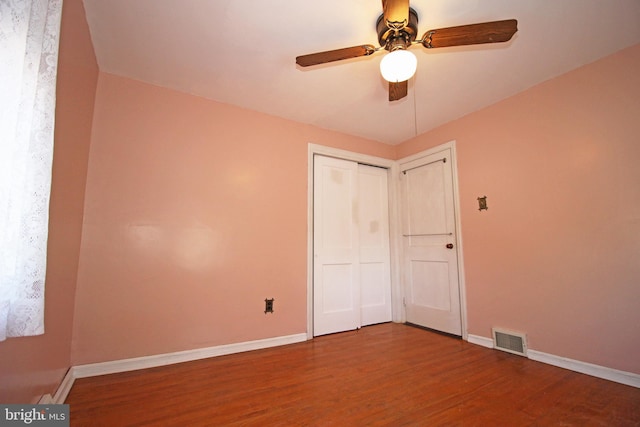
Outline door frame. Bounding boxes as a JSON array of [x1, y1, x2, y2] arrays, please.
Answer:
[[307, 144, 401, 339], [396, 140, 468, 340], [306, 141, 467, 340]]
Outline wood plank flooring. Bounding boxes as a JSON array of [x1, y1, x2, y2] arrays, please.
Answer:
[[66, 323, 640, 426]]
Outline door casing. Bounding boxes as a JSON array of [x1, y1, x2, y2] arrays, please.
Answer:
[[307, 141, 467, 340]]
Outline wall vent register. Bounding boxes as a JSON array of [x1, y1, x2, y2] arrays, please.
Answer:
[[492, 327, 527, 356]]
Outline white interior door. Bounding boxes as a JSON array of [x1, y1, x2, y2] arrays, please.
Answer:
[[313, 156, 392, 336], [358, 164, 392, 326], [400, 149, 462, 336]]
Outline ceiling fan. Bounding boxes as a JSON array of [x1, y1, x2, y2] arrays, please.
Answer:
[[296, 0, 517, 101]]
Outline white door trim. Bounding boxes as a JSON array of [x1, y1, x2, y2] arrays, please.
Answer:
[[307, 144, 401, 339], [396, 140, 468, 339]]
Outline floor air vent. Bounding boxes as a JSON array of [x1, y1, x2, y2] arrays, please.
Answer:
[[492, 328, 527, 356]]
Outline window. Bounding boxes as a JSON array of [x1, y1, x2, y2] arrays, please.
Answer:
[[0, 0, 63, 341]]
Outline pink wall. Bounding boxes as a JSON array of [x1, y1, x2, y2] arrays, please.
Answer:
[[71, 73, 394, 364], [0, 0, 98, 403], [397, 44, 640, 374]]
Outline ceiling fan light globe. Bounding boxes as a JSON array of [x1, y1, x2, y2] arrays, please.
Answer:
[[380, 49, 417, 82]]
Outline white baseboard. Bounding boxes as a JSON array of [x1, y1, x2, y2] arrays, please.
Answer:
[[467, 334, 493, 349], [528, 350, 640, 388], [51, 368, 76, 404], [37, 393, 53, 404], [72, 333, 307, 378], [466, 334, 640, 388], [50, 332, 308, 403]]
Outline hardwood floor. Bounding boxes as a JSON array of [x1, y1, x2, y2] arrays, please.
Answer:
[[66, 323, 640, 426]]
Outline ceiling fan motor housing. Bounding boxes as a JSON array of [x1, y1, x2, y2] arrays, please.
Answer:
[[376, 7, 419, 51]]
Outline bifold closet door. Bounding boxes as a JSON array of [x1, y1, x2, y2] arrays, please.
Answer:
[[313, 155, 392, 336], [313, 156, 360, 336], [357, 164, 392, 327]]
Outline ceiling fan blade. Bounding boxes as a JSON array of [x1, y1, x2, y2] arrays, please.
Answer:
[[382, 0, 410, 29], [421, 19, 518, 49], [389, 81, 408, 101], [296, 45, 376, 67]]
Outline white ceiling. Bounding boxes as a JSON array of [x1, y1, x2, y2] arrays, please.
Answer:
[[81, 0, 640, 145]]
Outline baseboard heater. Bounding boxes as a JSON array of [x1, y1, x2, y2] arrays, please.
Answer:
[[492, 328, 528, 356]]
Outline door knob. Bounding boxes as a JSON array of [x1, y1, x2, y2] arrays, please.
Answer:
[[446, 243, 454, 249]]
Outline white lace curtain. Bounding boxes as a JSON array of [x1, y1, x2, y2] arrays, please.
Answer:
[[0, 0, 63, 341]]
